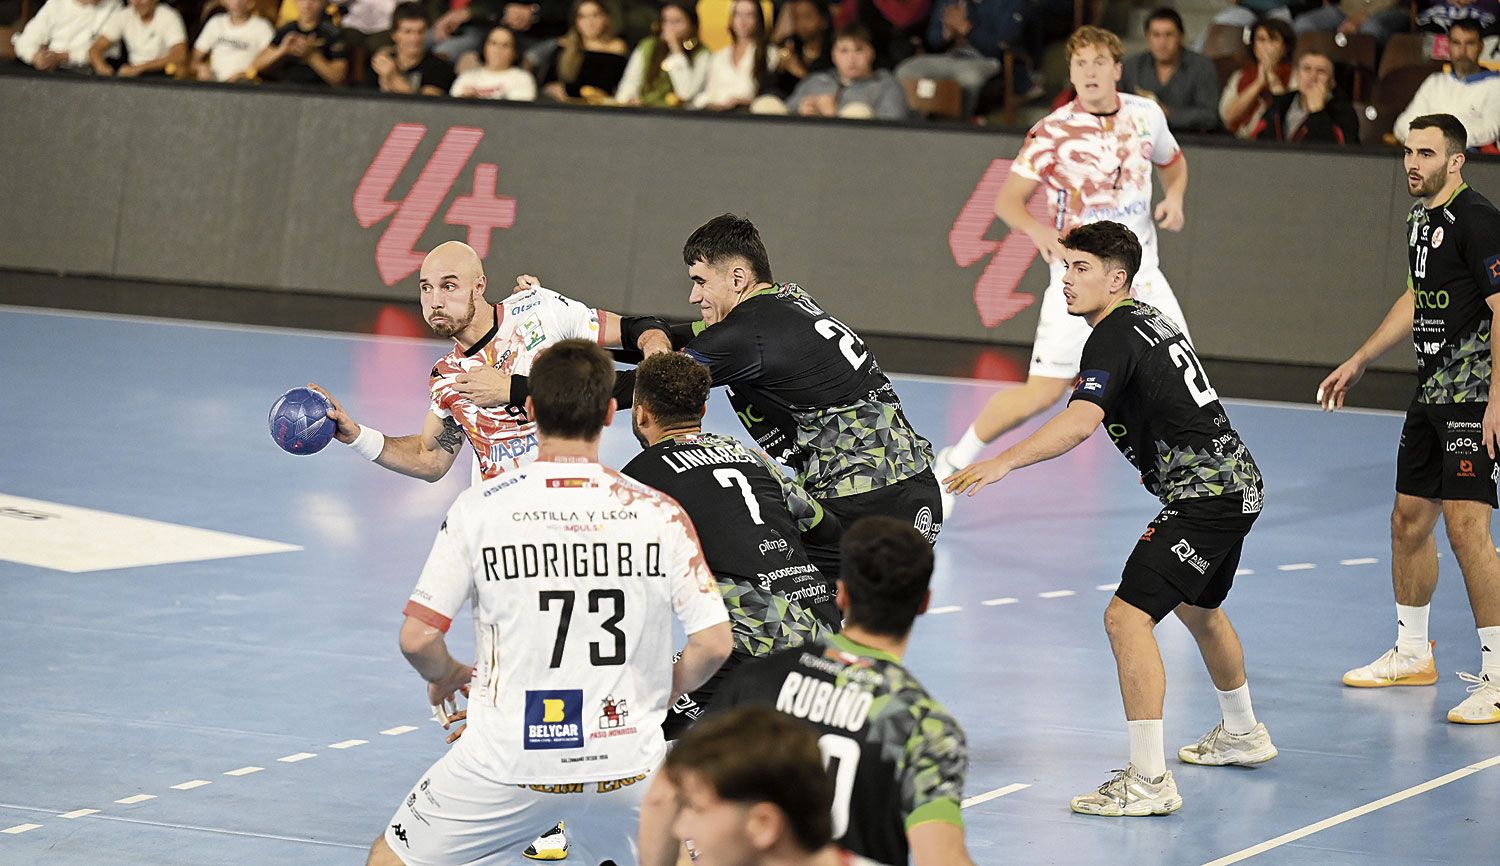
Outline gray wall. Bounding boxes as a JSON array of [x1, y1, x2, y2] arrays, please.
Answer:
[[4, 75, 1498, 370]]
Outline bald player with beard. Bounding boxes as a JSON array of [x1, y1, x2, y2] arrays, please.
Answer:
[[312, 241, 672, 482]]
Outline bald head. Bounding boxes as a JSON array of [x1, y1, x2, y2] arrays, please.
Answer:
[[419, 242, 488, 339], [422, 241, 485, 285]]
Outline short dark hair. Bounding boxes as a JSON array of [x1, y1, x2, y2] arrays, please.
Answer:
[[1060, 221, 1142, 287], [1248, 18, 1294, 63], [1144, 8, 1184, 34], [528, 339, 615, 440], [634, 352, 710, 428], [840, 516, 934, 637], [664, 706, 833, 852], [683, 214, 774, 284], [1409, 113, 1469, 156], [392, 1, 428, 28], [1449, 18, 1484, 40], [833, 21, 873, 49]]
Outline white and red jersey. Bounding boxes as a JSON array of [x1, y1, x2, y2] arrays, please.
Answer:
[[1012, 92, 1181, 272], [429, 288, 606, 481], [404, 458, 729, 784]]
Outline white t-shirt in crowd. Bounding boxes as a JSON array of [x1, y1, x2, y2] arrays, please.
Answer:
[[693, 43, 777, 108], [405, 459, 729, 784], [450, 66, 537, 101], [101, 3, 186, 64], [11, 0, 120, 67], [193, 12, 274, 81]]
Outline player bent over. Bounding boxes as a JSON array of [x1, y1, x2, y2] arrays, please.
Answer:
[[365, 340, 732, 866], [946, 221, 1274, 816]]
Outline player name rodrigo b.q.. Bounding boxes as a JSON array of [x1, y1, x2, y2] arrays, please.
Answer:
[[480, 542, 666, 581]]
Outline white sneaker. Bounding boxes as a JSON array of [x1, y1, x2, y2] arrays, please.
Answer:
[[934, 447, 958, 519], [1069, 765, 1182, 816], [1178, 722, 1278, 766], [523, 821, 569, 861], [1342, 642, 1438, 688], [1447, 672, 1500, 724]]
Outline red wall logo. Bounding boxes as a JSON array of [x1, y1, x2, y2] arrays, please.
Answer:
[[949, 158, 1051, 327], [354, 123, 518, 285]]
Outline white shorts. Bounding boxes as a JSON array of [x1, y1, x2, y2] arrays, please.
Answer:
[[384, 747, 649, 866], [1028, 264, 1189, 379]]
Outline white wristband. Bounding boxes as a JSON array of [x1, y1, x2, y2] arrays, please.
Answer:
[[349, 427, 386, 461]]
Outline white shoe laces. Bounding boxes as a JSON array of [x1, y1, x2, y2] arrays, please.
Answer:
[[1456, 671, 1497, 695], [1193, 722, 1227, 752]]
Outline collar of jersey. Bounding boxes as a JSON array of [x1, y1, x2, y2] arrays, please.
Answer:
[[1451, 69, 1498, 84], [1441, 182, 1470, 208], [826, 633, 901, 664], [459, 304, 503, 357]]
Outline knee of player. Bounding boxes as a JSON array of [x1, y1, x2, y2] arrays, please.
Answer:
[[1390, 502, 1436, 545], [1441, 511, 1496, 557], [1102, 598, 1143, 636]]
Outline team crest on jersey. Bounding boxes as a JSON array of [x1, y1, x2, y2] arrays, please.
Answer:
[[1074, 369, 1110, 394], [1431, 227, 1444, 249], [1486, 254, 1500, 285], [520, 315, 546, 350], [524, 689, 584, 749], [545, 477, 596, 488]]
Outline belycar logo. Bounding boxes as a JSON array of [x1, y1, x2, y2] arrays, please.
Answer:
[[524, 689, 584, 750], [354, 124, 518, 285]]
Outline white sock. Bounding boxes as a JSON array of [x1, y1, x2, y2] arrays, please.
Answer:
[[1127, 719, 1166, 779], [947, 426, 987, 467], [1396, 604, 1431, 657], [1216, 683, 1258, 735], [1480, 626, 1500, 680]]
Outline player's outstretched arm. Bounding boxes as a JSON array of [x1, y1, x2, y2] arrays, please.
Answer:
[[1317, 289, 1415, 411], [509, 274, 672, 355], [944, 400, 1104, 497], [996, 172, 1065, 264], [908, 821, 976, 866], [671, 622, 733, 702], [350, 411, 464, 482]]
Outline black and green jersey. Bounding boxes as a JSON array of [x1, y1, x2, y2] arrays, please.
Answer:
[[1406, 184, 1500, 405], [1070, 300, 1263, 510], [712, 633, 967, 866], [622, 432, 841, 655], [677, 284, 933, 500]]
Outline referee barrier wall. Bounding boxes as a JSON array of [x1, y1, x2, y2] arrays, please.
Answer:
[[4, 73, 1498, 371]]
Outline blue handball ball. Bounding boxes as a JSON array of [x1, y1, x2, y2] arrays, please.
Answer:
[[269, 387, 336, 455]]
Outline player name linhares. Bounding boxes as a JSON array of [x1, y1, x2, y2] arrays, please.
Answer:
[[775, 670, 875, 732], [482, 542, 664, 580], [658, 446, 757, 474]]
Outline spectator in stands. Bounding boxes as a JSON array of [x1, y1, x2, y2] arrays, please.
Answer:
[[769, 0, 831, 96], [192, 0, 274, 81], [894, 0, 1023, 117], [616, 0, 709, 105], [1252, 48, 1360, 141], [1203, 0, 1294, 45], [788, 21, 910, 118], [1395, 19, 1500, 147], [1120, 8, 1220, 132], [831, 0, 929, 68], [450, 23, 537, 97], [1417, 0, 1499, 34], [1219, 16, 1295, 138], [368, 1, 455, 94], [537, 0, 628, 100], [1293, 0, 1413, 43], [252, 0, 348, 85], [13, 0, 119, 72], [694, 0, 776, 109], [88, 0, 186, 77], [341, 0, 399, 56]]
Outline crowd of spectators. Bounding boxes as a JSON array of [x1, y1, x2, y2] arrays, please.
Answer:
[[4, 0, 1497, 147]]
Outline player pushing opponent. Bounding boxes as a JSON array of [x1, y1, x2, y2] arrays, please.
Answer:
[[946, 221, 1274, 817]]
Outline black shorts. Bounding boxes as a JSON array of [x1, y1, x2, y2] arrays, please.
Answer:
[[1117, 497, 1259, 622], [663, 652, 744, 741], [804, 468, 943, 583], [1396, 401, 1498, 507]]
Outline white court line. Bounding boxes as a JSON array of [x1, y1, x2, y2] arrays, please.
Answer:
[[114, 794, 155, 805], [1277, 563, 1316, 571], [981, 597, 1019, 606], [1235, 568, 1254, 576], [1340, 558, 1379, 566], [329, 739, 368, 749], [1095, 583, 1119, 591], [927, 605, 963, 615], [170, 780, 211, 791], [1, 824, 42, 834], [961, 783, 1030, 809], [1201, 753, 1500, 866], [381, 725, 419, 736], [1039, 590, 1075, 599], [224, 766, 263, 777], [278, 753, 317, 763], [58, 809, 98, 819], [0, 801, 367, 850]]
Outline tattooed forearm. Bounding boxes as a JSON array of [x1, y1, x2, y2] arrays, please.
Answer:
[[437, 417, 465, 454]]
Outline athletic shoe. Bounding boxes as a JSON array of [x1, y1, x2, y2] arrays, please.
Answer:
[[523, 821, 569, 861], [1447, 672, 1500, 724], [1068, 765, 1182, 817], [934, 447, 958, 519], [1341, 642, 1438, 687], [1178, 722, 1278, 766]]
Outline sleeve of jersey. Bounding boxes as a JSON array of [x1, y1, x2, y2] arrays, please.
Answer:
[[682, 324, 763, 386], [761, 450, 836, 541], [1149, 102, 1183, 166], [403, 510, 473, 633], [543, 289, 606, 344], [667, 507, 730, 635], [901, 704, 969, 830], [429, 365, 454, 418], [1068, 326, 1135, 414], [1010, 120, 1051, 182], [1462, 206, 1500, 298]]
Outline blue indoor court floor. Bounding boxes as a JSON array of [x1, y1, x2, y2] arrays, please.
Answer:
[[0, 304, 1495, 865]]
